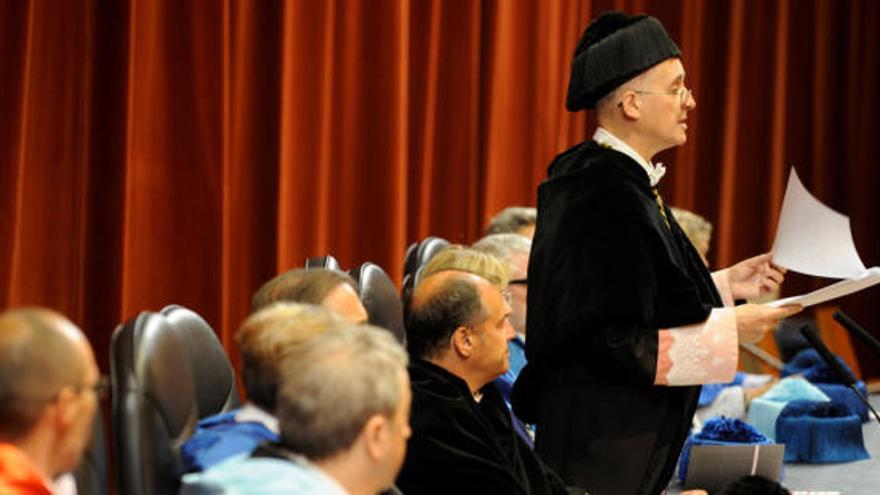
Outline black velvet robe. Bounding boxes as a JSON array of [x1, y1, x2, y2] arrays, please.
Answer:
[[512, 141, 724, 495], [397, 359, 568, 495]]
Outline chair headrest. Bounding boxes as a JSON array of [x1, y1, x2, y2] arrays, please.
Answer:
[[305, 255, 341, 271], [350, 263, 405, 343]]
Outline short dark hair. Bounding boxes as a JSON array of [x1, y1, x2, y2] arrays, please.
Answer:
[[405, 277, 486, 359], [719, 475, 790, 495], [251, 269, 358, 312]]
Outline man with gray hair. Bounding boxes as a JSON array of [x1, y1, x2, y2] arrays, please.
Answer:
[[486, 206, 537, 239], [182, 325, 411, 495], [0, 308, 101, 493]]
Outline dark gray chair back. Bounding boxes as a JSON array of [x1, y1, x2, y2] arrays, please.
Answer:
[[110, 306, 237, 495], [349, 262, 405, 343], [160, 305, 239, 413], [305, 255, 341, 271], [401, 236, 449, 303], [72, 407, 107, 495]]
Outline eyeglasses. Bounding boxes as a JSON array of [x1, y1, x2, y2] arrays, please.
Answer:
[[74, 375, 110, 400], [630, 87, 693, 104], [508, 278, 527, 286]]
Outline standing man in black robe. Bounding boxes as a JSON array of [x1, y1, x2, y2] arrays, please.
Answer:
[[512, 12, 802, 495]]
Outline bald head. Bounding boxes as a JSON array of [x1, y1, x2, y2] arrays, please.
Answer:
[[0, 309, 94, 439], [406, 271, 489, 359]]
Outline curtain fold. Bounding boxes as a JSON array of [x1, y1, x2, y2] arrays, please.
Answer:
[[2, 0, 879, 377]]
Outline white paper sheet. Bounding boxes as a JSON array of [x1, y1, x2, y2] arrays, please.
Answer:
[[769, 267, 880, 308], [771, 168, 866, 279], [768, 167, 879, 307]]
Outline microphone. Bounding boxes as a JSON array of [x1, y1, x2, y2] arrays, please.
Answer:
[[833, 310, 880, 358], [799, 325, 880, 425]]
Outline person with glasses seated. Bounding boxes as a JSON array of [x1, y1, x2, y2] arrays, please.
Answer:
[[512, 11, 801, 495], [0, 308, 102, 495], [473, 234, 534, 439]]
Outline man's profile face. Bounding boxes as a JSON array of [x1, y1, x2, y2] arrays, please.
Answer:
[[56, 333, 100, 476], [634, 58, 696, 152], [471, 284, 515, 381], [322, 283, 369, 324]]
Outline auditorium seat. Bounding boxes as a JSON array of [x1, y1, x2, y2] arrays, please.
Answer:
[[401, 236, 450, 303], [72, 408, 107, 495], [110, 305, 237, 495], [305, 255, 341, 271], [349, 262, 405, 343], [403, 241, 418, 280], [160, 305, 239, 413]]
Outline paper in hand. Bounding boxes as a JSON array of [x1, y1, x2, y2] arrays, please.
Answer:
[[769, 168, 880, 307]]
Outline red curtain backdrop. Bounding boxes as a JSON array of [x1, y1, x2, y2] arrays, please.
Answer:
[[2, 0, 879, 377]]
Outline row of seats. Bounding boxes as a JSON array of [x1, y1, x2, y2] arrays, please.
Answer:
[[96, 256, 423, 494]]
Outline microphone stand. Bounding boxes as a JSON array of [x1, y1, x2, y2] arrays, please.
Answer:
[[799, 326, 880, 426]]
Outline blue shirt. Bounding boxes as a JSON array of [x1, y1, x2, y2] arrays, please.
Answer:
[[180, 406, 279, 473], [493, 335, 533, 448], [180, 454, 347, 495]]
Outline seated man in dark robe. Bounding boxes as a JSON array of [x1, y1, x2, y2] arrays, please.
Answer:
[[397, 269, 569, 495]]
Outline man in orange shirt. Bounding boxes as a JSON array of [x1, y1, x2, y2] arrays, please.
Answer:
[[0, 308, 101, 494]]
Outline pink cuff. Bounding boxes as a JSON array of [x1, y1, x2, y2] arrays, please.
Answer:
[[712, 269, 735, 307], [655, 307, 739, 386]]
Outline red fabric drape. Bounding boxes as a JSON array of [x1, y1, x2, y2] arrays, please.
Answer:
[[2, 0, 880, 377]]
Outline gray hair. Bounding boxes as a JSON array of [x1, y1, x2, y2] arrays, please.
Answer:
[[472, 233, 531, 262], [276, 325, 408, 460], [486, 207, 536, 235], [236, 303, 345, 411]]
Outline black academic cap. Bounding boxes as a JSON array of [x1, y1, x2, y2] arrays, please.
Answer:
[[566, 11, 681, 111]]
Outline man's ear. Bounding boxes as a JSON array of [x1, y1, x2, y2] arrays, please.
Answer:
[[362, 414, 389, 460], [451, 326, 474, 358], [53, 386, 78, 430], [618, 90, 641, 119]]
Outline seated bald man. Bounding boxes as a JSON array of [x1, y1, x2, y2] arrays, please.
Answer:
[[396, 271, 569, 495], [0, 308, 101, 494]]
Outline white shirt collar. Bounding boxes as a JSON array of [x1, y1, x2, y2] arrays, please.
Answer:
[[235, 402, 280, 435], [592, 127, 666, 186]]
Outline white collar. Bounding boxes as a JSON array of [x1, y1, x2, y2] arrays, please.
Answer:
[[235, 402, 280, 435], [592, 127, 666, 186]]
